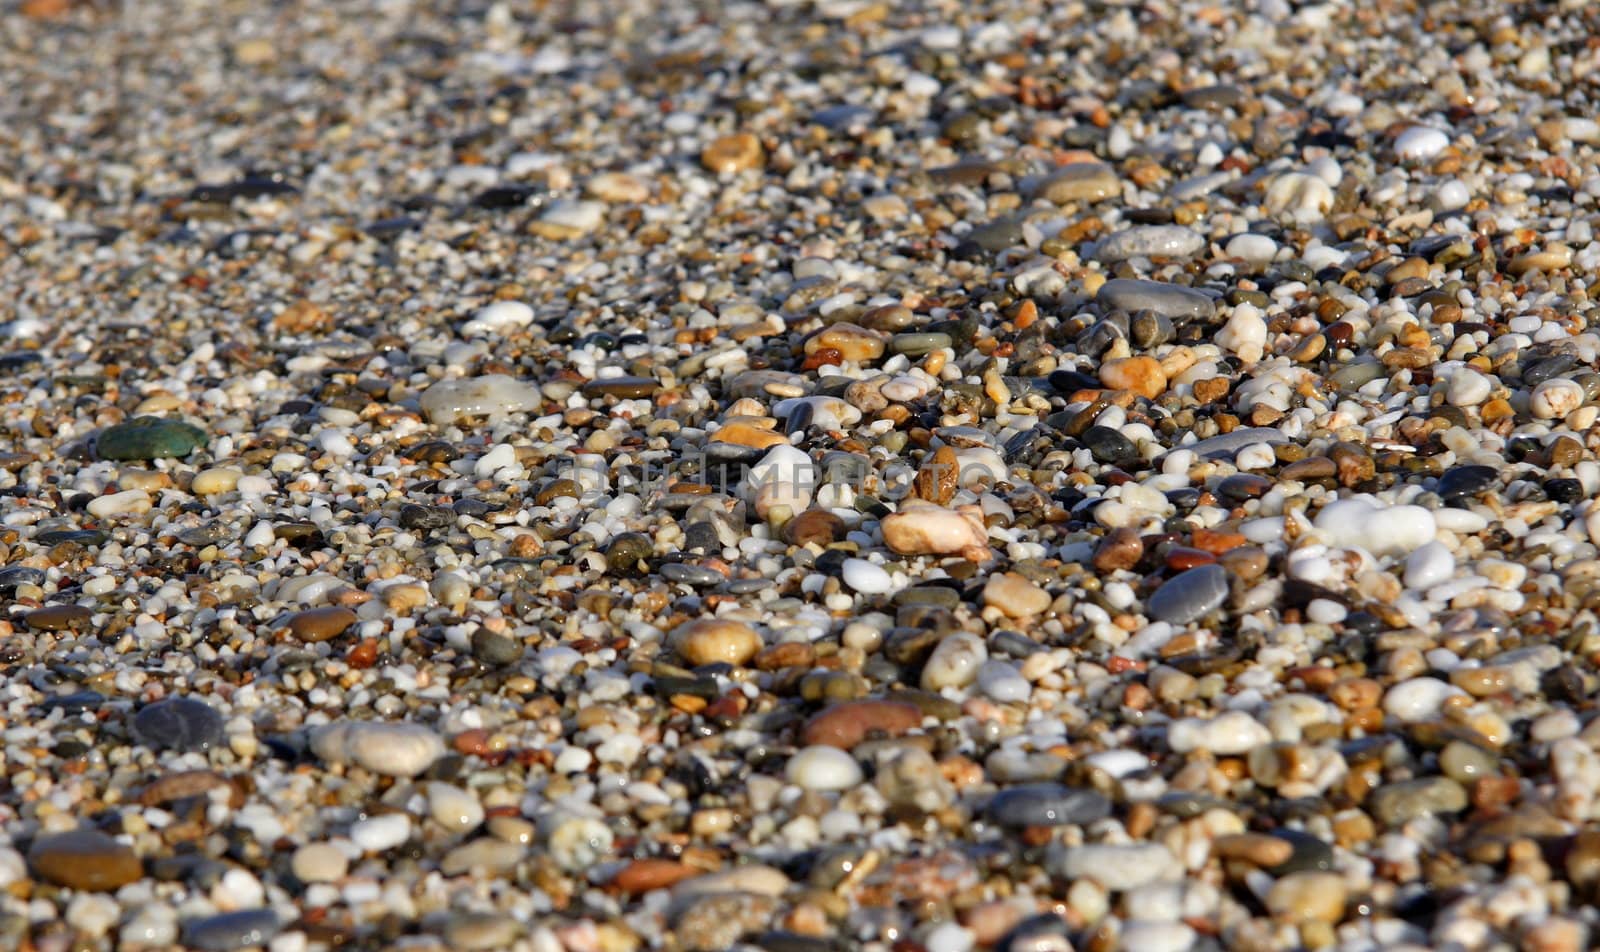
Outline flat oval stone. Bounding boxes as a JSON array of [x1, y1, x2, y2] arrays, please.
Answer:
[[987, 783, 1111, 827], [1146, 563, 1229, 624], [28, 830, 143, 890], [1182, 427, 1288, 459], [1369, 777, 1468, 825], [1097, 278, 1216, 320], [1436, 464, 1498, 501], [284, 606, 357, 642], [582, 376, 660, 399], [132, 696, 225, 753], [1096, 225, 1206, 262], [97, 416, 206, 460], [181, 910, 282, 952], [24, 604, 92, 631]]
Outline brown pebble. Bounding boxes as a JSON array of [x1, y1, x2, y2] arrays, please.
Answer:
[[1092, 527, 1144, 572], [802, 699, 923, 749], [24, 604, 92, 631], [1280, 457, 1337, 482], [613, 858, 701, 894], [672, 618, 762, 667], [755, 641, 816, 671], [700, 132, 765, 174], [28, 830, 143, 891], [1212, 833, 1294, 867], [784, 509, 845, 547], [914, 446, 960, 506], [285, 606, 358, 642]]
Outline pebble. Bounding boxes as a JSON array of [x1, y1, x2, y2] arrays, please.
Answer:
[[1266, 872, 1347, 923], [982, 572, 1051, 618], [986, 784, 1111, 827], [1146, 564, 1229, 624], [131, 696, 225, 753], [1096, 279, 1216, 320], [1095, 225, 1205, 262], [310, 721, 446, 777], [785, 746, 864, 791], [290, 843, 348, 883], [672, 617, 763, 666], [881, 502, 990, 559], [1051, 843, 1177, 891], [841, 558, 893, 595], [181, 910, 282, 952], [28, 831, 143, 891], [1167, 710, 1273, 754], [97, 416, 206, 460], [921, 633, 988, 690]]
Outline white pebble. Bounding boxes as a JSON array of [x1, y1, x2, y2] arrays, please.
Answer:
[[786, 746, 864, 791], [921, 633, 988, 690], [1404, 541, 1454, 590], [841, 558, 893, 595], [1395, 126, 1450, 161], [1167, 710, 1272, 754], [350, 813, 412, 852], [1531, 378, 1584, 419], [461, 300, 534, 336], [1383, 677, 1465, 723]]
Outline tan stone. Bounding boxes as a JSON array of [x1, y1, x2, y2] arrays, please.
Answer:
[[805, 322, 886, 363], [1098, 356, 1167, 399], [880, 502, 990, 560], [711, 421, 789, 450], [700, 133, 764, 174], [983, 572, 1051, 618], [286, 606, 358, 642], [672, 618, 762, 667]]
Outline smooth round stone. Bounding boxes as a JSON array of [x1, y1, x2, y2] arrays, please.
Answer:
[[976, 660, 1031, 703], [1403, 541, 1454, 590], [284, 606, 357, 642], [1118, 921, 1196, 952], [440, 838, 526, 876], [982, 572, 1052, 618], [890, 332, 952, 356], [290, 843, 348, 884], [1436, 464, 1498, 501], [97, 416, 206, 460], [786, 746, 864, 791], [1034, 162, 1120, 204], [1266, 871, 1346, 923], [1097, 278, 1216, 320], [581, 376, 660, 400], [419, 375, 541, 423], [841, 558, 893, 595], [28, 831, 142, 891], [1369, 777, 1468, 825], [1167, 710, 1272, 755], [1082, 425, 1139, 465], [132, 697, 225, 753], [1440, 740, 1500, 783], [427, 782, 485, 832], [1313, 499, 1436, 556], [1051, 843, 1175, 891], [1446, 371, 1492, 407], [1146, 564, 1229, 624], [444, 912, 523, 951], [1383, 678, 1465, 722], [986, 783, 1110, 827], [181, 910, 282, 952], [672, 617, 762, 667], [921, 633, 988, 690], [310, 721, 446, 777], [349, 813, 412, 852], [1265, 830, 1336, 875], [1394, 125, 1449, 160]]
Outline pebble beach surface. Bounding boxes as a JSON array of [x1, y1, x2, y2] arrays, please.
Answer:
[[4, 0, 1600, 950]]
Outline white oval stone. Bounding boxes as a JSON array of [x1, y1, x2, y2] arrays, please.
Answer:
[[1395, 126, 1449, 161], [1384, 677, 1465, 722], [1404, 541, 1455, 590], [427, 782, 485, 832], [921, 633, 988, 690], [841, 558, 893, 595], [786, 745, 864, 791], [1167, 710, 1272, 754], [462, 301, 534, 336], [311, 722, 446, 778], [350, 813, 411, 852]]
